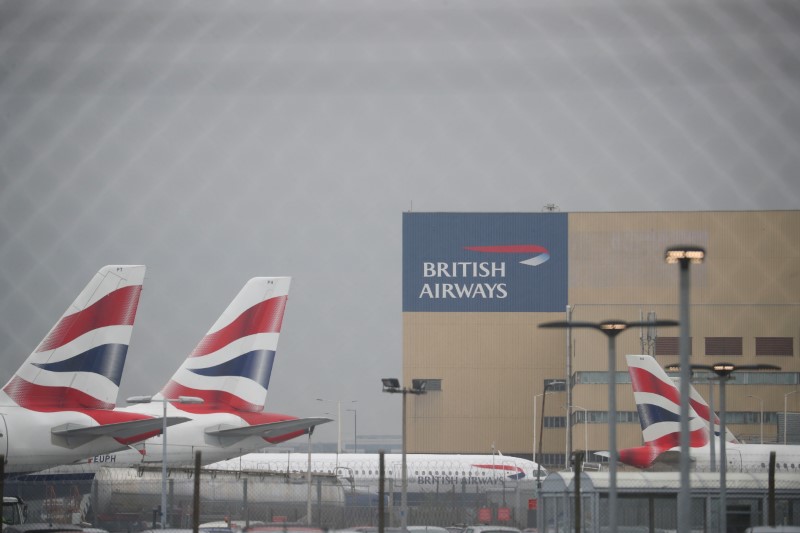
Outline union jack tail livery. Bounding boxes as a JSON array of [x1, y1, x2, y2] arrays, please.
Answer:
[[158, 277, 290, 412], [1, 265, 146, 410], [0, 266, 192, 474], [620, 354, 710, 468], [112, 276, 330, 466], [687, 381, 740, 444]]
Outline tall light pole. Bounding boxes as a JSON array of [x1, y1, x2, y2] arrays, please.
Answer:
[[785, 390, 798, 445], [747, 395, 764, 444], [346, 408, 358, 452], [317, 398, 357, 453], [665, 245, 704, 533], [540, 318, 678, 533], [534, 380, 565, 486], [127, 394, 204, 529], [382, 378, 426, 533], [533, 391, 555, 467], [568, 405, 589, 458], [707, 377, 717, 473], [674, 362, 779, 533]]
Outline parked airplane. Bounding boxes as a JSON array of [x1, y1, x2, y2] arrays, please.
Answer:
[[73, 276, 330, 468], [621, 354, 800, 473], [206, 452, 541, 495], [0, 265, 188, 473]]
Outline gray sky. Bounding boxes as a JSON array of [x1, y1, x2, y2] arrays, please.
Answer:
[[1, 0, 799, 447]]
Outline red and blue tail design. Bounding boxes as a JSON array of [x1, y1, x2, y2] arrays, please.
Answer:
[[1, 265, 145, 410], [158, 277, 290, 413], [620, 354, 710, 468], [687, 381, 740, 444]]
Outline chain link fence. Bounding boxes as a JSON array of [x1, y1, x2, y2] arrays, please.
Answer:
[[539, 471, 800, 533], [5, 467, 537, 532], [7, 466, 800, 532]]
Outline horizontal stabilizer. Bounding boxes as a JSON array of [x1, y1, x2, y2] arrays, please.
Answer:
[[51, 417, 190, 449], [204, 417, 332, 447]]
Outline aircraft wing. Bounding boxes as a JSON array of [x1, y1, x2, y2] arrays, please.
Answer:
[[51, 417, 191, 449], [204, 417, 332, 447]]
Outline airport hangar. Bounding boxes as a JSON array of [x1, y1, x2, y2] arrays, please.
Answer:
[[400, 210, 800, 469]]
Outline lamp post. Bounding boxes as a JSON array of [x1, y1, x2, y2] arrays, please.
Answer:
[[747, 395, 764, 444], [671, 362, 779, 533], [126, 394, 204, 529], [382, 378, 426, 533], [568, 405, 589, 458], [706, 377, 717, 473], [534, 380, 565, 487], [317, 398, 357, 453], [665, 245, 705, 533], [346, 408, 358, 452], [540, 318, 678, 533], [785, 390, 798, 445], [533, 391, 556, 469]]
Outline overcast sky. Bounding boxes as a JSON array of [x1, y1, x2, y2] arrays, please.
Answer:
[[1, 0, 799, 447]]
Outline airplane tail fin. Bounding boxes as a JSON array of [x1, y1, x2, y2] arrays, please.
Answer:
[[159, 277, 290, 412], [687, 381, 740, 444], [622, 354, 709, 467], [1, 265, 146, 410]]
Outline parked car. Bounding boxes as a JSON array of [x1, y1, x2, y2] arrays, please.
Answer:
[[1, 524, 83, 533], [406, 527, 450, 533], [744, 528, 800, 533], [462, 526, 521, 533]]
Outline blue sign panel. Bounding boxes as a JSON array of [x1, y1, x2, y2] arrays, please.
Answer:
[[403, 213, 568, 312]]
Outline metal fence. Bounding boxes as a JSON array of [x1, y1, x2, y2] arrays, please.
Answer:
[[8, 466, 800, 533], [4, 467, 537, 532], [539, 471, 800, 533]]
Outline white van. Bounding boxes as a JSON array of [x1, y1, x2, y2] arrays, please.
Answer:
[[744, 527, 800, 533]]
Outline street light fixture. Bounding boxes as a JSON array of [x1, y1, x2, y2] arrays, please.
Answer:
[[665, 244, 704, 533], [784, 390, 798, 445], [126, 394, 204, 529], [540, 318, 678, 533], [746, 395, 764, 444], [381, 378, 426, 533], [534, 380, 565, 487], [669, 362, 779, 533], [316, 398, 357, 453]]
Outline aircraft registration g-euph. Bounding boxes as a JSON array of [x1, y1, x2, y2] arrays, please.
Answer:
[[620, 354, 800, 473], [76, 276, 330, 468], [0, 265, 188, 474], [206, 452, 541, 495]]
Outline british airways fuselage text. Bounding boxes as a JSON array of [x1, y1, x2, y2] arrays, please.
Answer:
[[417, 474, 510, 486]]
